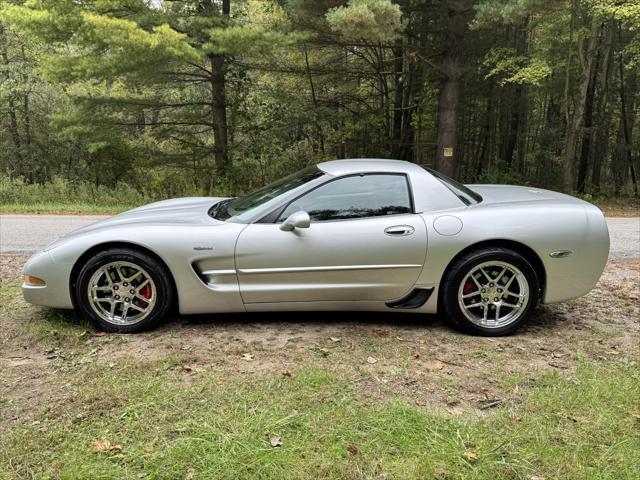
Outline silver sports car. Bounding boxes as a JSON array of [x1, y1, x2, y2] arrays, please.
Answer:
[[22, 159, 609, 336]]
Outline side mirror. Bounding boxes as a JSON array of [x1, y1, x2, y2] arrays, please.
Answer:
[[280, 211, 311, 231]]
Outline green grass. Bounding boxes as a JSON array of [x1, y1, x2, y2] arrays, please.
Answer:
[[1, 283, 639, 479], [1, 360, 638, 479], [0, 203, 131, 215]]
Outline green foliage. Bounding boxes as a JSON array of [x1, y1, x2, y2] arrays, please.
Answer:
[[0, 0, 638, 197], [326, 0, 404, 43], [483, 48, 552, 86]]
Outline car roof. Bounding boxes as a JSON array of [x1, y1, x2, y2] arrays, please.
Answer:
[[317, 158, 427, 176]]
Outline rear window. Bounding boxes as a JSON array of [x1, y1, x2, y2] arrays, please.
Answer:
[[425, 168, 482, 205]]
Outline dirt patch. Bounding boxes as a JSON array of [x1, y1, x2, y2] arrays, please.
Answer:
[[0, 255, 29, 283], [1, 256, 638, 428]]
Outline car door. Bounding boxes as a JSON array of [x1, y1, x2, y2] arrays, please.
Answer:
[[234, 173, 428, 304]]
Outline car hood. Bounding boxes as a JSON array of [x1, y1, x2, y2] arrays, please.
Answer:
[[467, 184, 588, 206], [44, 197, 229, 250]]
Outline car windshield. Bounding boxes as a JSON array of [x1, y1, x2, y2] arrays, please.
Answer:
[[209, 166, 325, 221], [426, 168, 482, 205]]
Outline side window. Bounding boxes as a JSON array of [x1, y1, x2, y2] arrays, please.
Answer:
[[278, 174, 412, 222]]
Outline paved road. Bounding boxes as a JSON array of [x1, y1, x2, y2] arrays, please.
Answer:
[[0, 215, 107, 254], [1, 214, 638, 259]]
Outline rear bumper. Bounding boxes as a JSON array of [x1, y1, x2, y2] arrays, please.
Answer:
[[22, 251, 74, 309], [542, 207, 609, 304]]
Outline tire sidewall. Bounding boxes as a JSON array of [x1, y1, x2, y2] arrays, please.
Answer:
[[443, 249, 539, 336], [76, 249, 173, 333]]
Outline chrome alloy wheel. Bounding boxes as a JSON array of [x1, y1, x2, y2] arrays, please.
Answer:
[[457, 261, 529, 328], [87, 261, 156, 325]]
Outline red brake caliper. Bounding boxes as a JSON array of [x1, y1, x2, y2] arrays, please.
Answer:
[[139, 284, 152, 303], [463, 279, 475, 295]]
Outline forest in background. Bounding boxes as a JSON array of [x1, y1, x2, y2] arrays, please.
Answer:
[[0, 0, 638, 202]]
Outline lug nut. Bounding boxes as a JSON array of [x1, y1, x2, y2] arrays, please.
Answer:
[[114, 295, 120, 300], [123, 282, 128, 287], [125, 297, 130, 302], [489, 283, 494, 287], [113, 285, 119, 290], [481, 288, 486, 293], [494, 297, 499, 302], [483, 297, 488, 302], [129, 289, 135, 294], [497, 288, 503, 293]]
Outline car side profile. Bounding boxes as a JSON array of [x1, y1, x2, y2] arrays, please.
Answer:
[[22, 159, 610, 336]]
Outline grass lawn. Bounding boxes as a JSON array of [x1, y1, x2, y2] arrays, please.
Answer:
[[1, 275, 639, 480]]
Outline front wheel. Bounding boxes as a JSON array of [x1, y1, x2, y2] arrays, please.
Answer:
[[441, 247, 539, 336], [75, 248, 174, 333]]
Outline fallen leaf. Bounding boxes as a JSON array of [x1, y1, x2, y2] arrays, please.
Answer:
[[91, 439, 122, 453], [632, 414, 640, 422], [528, 476, 545, 480], [186, 467, 195, 480], [269, 436, 283, 448], [463, 451, 478, 461], [367, 356, 377, 364], [567, 415, 587, 423], [181, 364, 196, 373], [428, 360, 445, 370], [241, 353, 254, 361], [372, 327, 389, 337], [329, 337, 341, 342], [282, 368, 293, 377], [346, 443, 358, 455], [413, 351, 421, 359]]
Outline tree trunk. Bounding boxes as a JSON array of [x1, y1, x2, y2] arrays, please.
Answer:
[[576, 44, 600, 193], [304, 45, 325, 155], [591, 22, 614, 192], [0, 26, 23, 169], [391, 45, 404, 158], [202, 0, 230, 176], [619, 52, 639, 197], [435, 0, 469, 178], [561, 20, 600, 193]]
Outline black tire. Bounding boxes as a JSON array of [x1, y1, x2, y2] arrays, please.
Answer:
[[75, 247, 174, 333], [440, 247, 539, 336]]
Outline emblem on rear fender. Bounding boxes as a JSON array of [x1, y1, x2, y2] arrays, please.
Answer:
[[549, 250, 572, 258]]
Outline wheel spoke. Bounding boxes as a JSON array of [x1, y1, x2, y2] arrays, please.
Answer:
[[115, 265, 126, 282], [464, 302, 484, 310], [129, 303, 145, 312], [494, 267, 507, 283], [495, 304, 501, 321], [126, 269, 143, 282], [136, 278, 150, 292], [463, 291, 480, 299], [479, 268, 492, 283]]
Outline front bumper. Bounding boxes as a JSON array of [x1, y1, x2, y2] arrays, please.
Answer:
[[22, 251, 74, 309]]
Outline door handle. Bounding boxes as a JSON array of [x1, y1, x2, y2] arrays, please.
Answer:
[[384, 225, 415, 236]]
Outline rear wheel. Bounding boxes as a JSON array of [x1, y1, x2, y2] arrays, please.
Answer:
[[441, 248, 539, 336], [75, 248, 173, 333]]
